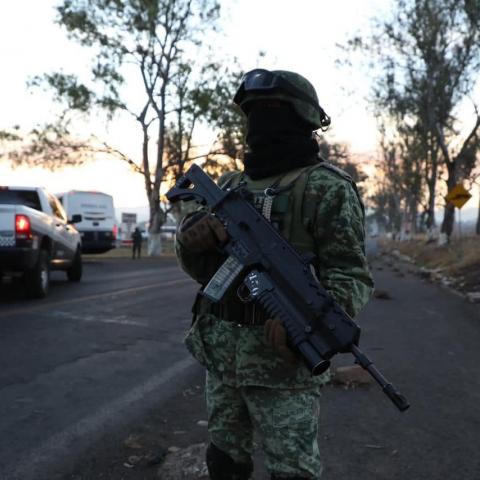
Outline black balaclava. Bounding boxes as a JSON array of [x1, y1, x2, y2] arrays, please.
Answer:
[[243, 102, 320, 180]]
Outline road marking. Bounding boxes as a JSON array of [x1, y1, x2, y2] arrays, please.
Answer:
[[51, 310, 148, 327], [0, 277, 194, 319], [7, 356, 197, 480]]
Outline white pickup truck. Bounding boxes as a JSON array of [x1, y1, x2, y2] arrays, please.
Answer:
[[0, 186, 83, 298]]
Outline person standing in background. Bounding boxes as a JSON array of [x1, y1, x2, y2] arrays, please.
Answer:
[[131, 227, 142, 259]]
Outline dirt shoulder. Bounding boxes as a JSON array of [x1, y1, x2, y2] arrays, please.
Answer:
[[379, 236, 480, 300]]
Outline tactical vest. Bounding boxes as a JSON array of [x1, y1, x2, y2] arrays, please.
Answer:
[[219, 164, 320, 252], [194, 161, 357, 323]]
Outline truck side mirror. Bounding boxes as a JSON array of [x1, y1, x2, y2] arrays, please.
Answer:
[[69, 214, 82, 224]]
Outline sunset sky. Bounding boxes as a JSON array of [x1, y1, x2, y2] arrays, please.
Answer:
[[0, 0, 478, 220]]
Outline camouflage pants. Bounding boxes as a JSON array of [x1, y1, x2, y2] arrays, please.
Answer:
[[206, 371, 323, 479]]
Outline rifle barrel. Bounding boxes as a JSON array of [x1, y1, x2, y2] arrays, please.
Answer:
[[351, 344, 410, 412]]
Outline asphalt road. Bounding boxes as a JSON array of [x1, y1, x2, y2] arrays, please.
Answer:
[[0, 256, 199, 480], [319, 254, 480, 480], [1, 250, 480, 480]]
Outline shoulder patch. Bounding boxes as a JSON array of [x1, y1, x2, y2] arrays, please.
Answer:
[[317, 162, 353, 182]]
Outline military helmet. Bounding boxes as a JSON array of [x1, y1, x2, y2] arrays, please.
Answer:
[[233, 69, 331, 131]]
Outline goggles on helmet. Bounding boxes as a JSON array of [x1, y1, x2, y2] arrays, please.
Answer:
[[233, 68, 331, 130]]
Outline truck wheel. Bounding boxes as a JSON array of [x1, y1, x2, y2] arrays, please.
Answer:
[[24, 249, 50, 299], [67, 248, 82, 282]]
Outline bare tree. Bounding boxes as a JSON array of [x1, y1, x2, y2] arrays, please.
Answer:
[[436, 112, 480, 236], [24, 0, 221, 255], [346, 0, 480, 239], [464, 156, 480, 235]]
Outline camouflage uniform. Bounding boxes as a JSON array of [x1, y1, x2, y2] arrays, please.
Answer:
[[176, 163, 374, 478], [176, 69, 373, 480]]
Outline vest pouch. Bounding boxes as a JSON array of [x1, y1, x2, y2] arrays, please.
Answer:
[[271, 194, 289, 214]]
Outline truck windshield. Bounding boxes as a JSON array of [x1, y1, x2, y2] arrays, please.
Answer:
[[0, 189, 42, 211]]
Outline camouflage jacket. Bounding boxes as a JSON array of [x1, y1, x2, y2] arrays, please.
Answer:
[[175, 163, 374, 389]]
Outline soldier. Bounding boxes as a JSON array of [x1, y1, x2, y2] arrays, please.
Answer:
[[131, 227, 142, 259], [175, 69, 374, 480]]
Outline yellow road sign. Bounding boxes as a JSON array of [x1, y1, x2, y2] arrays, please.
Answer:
[[445, 184, 472, 209]]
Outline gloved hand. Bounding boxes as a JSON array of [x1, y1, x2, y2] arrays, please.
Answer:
[[177, 211, 228, 253], [264, 318, 299, 365]]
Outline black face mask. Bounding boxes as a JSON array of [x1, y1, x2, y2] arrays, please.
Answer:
[[243, 103, 319, 180]]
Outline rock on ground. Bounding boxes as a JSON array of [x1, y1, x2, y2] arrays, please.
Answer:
[[157, 443, 209, 479], [466, 291, 480, 303], [331, 365, 374, 386]]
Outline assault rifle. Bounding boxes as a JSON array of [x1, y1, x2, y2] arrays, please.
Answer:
[[167, 164, 409, 412]]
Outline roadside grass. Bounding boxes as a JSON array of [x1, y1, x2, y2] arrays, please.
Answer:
[[382, 236, 478, 272], [83, 239, 175, 260], [381, 235, 480, 292]]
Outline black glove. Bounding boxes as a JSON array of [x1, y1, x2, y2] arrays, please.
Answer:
[[177, 212, 228, 253]]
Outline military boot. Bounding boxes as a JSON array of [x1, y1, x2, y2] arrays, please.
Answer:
[[206, 442, 253, 480]]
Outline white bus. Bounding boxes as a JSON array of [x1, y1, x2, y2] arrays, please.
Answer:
[[56, 191, 117, 254]]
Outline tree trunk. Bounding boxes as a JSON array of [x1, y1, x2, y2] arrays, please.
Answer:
[[476, 193, 480, 235], [148, 232, 162, 256], [425, 122, 438, 229], [426, 176, 436, 228], [410, 199, 418, 235], [147, 201, 164, 257], [441, 163, 457, 240], [147, 85, 167, 257], [442, 204, 456, 240]]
